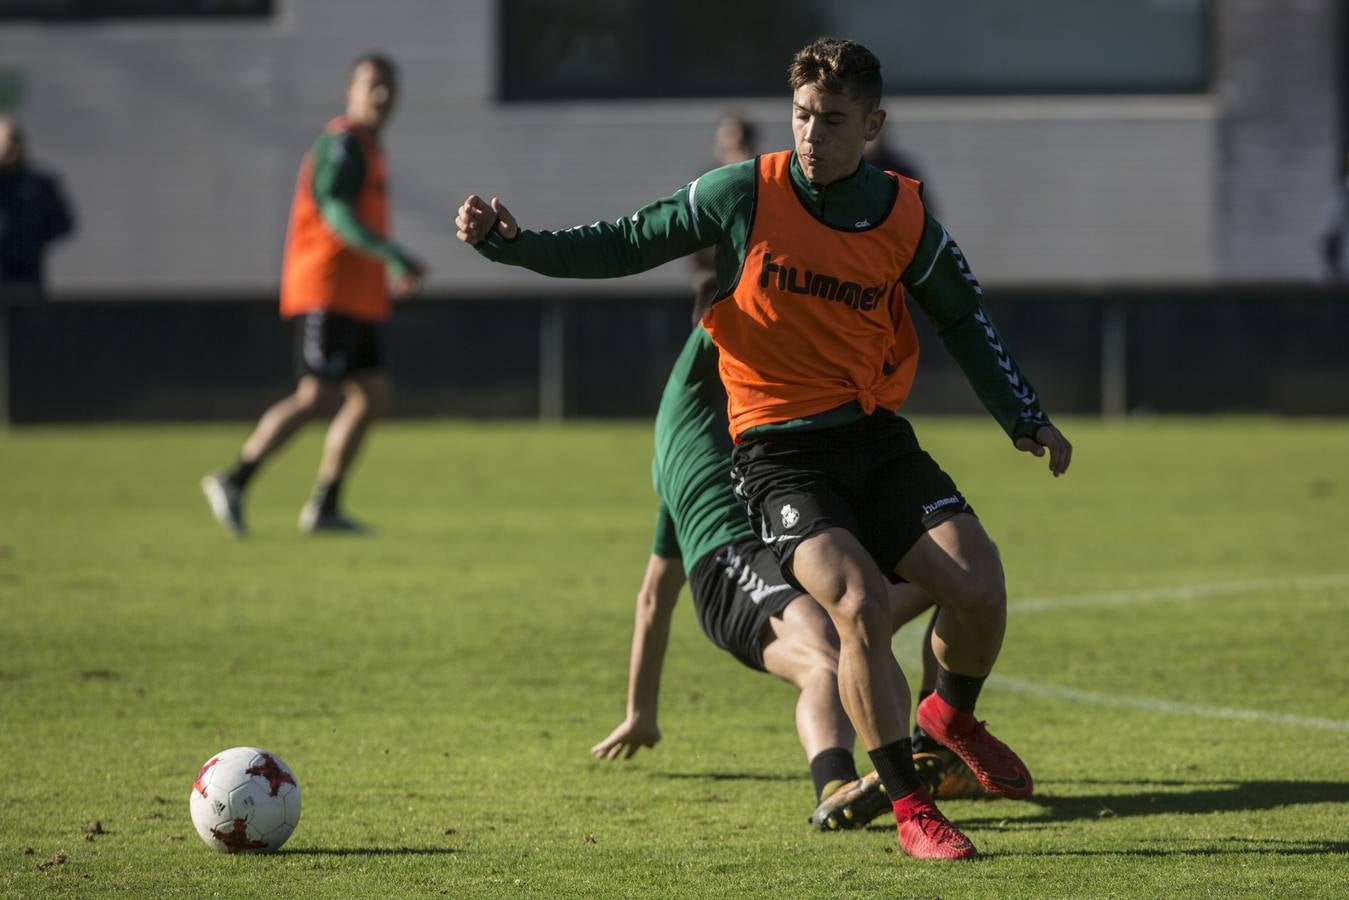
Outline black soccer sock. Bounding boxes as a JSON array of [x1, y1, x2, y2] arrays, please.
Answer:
[[867, 738, 924, 803], [225, 458, 259, 490], [809, 747, 859, 801], [313, 476, 343, 515], [935, 667, 987, 714]]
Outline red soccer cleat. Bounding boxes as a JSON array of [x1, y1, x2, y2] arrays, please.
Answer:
[[893, 789, 978, 860], [916, 693, 1034, 800]]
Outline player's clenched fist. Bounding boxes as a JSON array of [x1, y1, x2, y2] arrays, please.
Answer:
[[455, 194, 518, 245]]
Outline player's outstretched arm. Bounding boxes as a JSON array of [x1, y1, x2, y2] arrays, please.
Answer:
[[455, 174, 732, 280], [591, 553, 686, 761]]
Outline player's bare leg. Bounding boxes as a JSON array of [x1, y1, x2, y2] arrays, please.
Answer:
[[760, 595, 889, 831], [791, 527, 975, 858], [300, 371, 387, 533], [202, 376, 335, 536], [898, 513, 1033, 799], [761, 595, 853, 758], [242, 376, 337, 465]]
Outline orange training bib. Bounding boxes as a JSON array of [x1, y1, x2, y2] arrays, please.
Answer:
[[702, 150, 926, 437]]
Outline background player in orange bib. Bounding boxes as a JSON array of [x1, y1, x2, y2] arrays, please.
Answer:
[[203, 54, 424, 536]]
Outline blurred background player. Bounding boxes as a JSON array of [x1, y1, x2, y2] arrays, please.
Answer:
[[864, 132, 936, 218], [0, 115, 76, 296], [1319, 150, 1349, 280], [690, 115, 756, 322], [591, 326, 948, 831], [202, 54, 424, 536]]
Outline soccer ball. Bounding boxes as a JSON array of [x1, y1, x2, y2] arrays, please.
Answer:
[[189, 747, 301, 853]]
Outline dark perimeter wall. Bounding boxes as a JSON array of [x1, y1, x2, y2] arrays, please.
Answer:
[[3, 287, 1348, 424]]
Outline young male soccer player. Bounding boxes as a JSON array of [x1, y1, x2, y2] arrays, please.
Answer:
[[591, 326, 952, 831], [456, 38, 1070, 859], [202, 54, 424, 536]]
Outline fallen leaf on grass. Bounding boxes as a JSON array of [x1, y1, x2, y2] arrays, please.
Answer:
[[38, 851, 67, 871]]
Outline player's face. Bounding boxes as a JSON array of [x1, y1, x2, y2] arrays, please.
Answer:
[[791, 84, 884, 185], [713, 118, 753, 166], [346, 63, 397, 132]]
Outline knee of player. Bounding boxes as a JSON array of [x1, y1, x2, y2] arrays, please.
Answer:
[[832, 588, 892, 638], [348, 380, 389, 417], [950, 567, 1007, 617], [292, 381, 330, 415]]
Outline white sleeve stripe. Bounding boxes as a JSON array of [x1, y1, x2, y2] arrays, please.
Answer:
[[910, 225, 950, 287], [687, 177, 702, 241]]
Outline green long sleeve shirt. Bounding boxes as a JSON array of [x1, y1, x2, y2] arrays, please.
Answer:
[[478, 152, 1050, 441], [310, 130, 414, 279]]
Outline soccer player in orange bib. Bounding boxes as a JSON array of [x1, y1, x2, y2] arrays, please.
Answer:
[[457, 38, 1070, 859], [203, 54, 424, 536]]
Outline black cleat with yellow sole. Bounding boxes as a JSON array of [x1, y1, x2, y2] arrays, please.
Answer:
[[913, 744, 990, 801], [808, 771, 892, 831]]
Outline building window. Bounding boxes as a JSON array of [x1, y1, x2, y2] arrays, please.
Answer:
[[499, 0, 1209, 101]]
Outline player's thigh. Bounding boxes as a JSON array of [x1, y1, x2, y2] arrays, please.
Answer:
[[760, 594, 840, 688], [730, 437, 861, 594], [343, 369, 390, 415], [853, 426, 976, 583], [896, 513, 1006, 615], [294, 374, 340, 411], [791, 527, 893, 630]]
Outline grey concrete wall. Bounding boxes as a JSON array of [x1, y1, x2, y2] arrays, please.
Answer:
[[0, 0, 1330, 293], [1216, 0, 1341, 279]]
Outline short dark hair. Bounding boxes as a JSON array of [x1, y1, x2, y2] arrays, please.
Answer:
[[787, 38, 882, 109], [352, 53, 398, 84]]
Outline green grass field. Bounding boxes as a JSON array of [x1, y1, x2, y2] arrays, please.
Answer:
[[2, 417, 1348, 897]]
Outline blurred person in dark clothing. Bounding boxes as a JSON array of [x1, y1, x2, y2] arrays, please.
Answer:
[[0, 116, 75, 292], [691, 115, 757, 322], [865, 132, 935, 217], [1319, 151, 1349, 280]]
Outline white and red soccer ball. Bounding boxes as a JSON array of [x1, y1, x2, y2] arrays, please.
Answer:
[[189, 747, 301, 853]]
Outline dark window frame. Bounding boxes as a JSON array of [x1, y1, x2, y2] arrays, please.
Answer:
[[0, 1, 273, 19]]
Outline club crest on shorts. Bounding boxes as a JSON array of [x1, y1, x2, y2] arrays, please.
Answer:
[[779, 504, 800, 528]]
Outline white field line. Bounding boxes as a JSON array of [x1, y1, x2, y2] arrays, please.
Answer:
[[994, 675, 1349, 734], [1012, 573, 1349, 614], [993, 573, 1349, 733]]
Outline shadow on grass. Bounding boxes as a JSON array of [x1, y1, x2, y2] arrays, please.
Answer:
[[1011, 838, 1349, 858], [659, 772, 800, 783], [953, 779, 1349, 827], [281, 847, 458, 857]]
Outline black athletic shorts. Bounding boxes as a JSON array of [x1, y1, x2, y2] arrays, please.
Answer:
[[687, 536, 805, 672], [730, 412, 975, 591], [294, 310, 383, 382]]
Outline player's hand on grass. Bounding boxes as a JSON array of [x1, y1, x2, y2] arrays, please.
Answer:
[[591, 715, 661, 760], [1014, 424, 1072, 477], [455, 194, 518, 245]]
